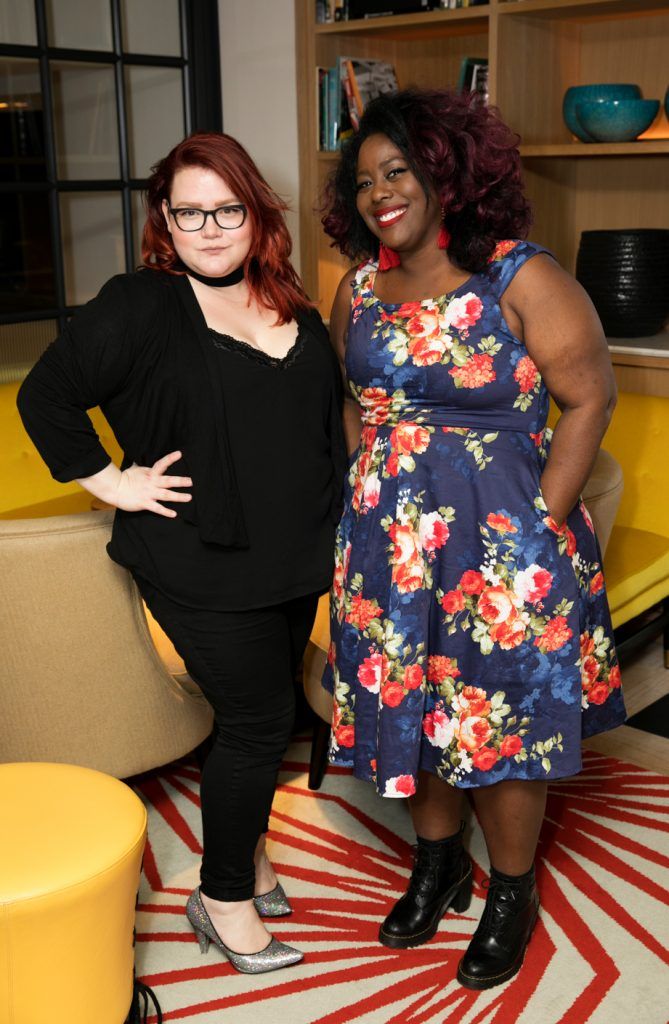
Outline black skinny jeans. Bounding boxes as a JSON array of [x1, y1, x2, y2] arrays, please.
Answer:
[[136, 577, 319, 902]]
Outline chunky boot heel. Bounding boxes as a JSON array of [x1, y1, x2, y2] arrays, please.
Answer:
[[457, 865, 539, 990], [449, 873, 473, 914], [379, 825, 472, 949]]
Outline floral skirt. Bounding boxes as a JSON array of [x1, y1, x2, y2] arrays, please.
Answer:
[[321, 423, 626, 797]]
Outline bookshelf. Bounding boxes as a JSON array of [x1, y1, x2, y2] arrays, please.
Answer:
[[295, 0, 669, 392]]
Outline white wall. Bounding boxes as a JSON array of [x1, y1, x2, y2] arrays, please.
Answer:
[[218, 0, 301, 271]]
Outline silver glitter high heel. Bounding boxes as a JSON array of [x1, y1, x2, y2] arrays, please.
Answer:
[[185, 889, 303, 974], [254, 882, 292, 917]]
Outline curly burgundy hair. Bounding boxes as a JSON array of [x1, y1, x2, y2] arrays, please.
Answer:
[[142, 131, 312, 323], [322, 89, 532, 273]]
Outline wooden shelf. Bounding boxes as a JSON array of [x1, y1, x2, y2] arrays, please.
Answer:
[[521, 140, 669, 157], [498, 0, 669, 18], [315, 6, 489, 37], [297, 0, 669, 310]]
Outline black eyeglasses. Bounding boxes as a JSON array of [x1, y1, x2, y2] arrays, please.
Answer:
[[169, 204, 247, 231]]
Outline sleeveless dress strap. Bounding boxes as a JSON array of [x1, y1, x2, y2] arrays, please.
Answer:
[[487, 239, 555, 298]]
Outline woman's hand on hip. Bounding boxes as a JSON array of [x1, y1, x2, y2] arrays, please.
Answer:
[[77, 450, 192, 517]]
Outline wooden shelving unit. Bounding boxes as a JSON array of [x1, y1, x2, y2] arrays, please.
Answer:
[[296, 0, 669, 392]]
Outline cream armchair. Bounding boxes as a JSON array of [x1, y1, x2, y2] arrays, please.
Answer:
[[0, 511, 213, 778]]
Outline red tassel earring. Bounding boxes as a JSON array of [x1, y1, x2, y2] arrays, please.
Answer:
[[438, 225, 451, 250], [378, 242, 401, 272]]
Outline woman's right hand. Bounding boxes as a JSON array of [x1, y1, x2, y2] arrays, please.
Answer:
[[77, 450, 192, 518]]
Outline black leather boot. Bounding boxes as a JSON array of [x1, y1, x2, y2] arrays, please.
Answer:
[[457, 865, 539, 989], [379, 826, 473, 949]]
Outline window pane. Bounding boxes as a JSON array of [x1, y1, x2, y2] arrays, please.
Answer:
[[51, 62, 119, 180], [60, 192, 124, 306], [125, 66, 184, 178], [0, 59, 46, 183], [131, 189, 146, 268], [46, 0, 112, 51], [0, 192, 56, 314], [0, 320, 57, 384], [121, 0, 181, 56], [0, 1, 37, 46]]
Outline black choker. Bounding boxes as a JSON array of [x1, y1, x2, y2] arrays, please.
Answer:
[[183, 263, 245, 288]]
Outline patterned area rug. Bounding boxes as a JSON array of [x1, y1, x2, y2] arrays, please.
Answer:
[[134, 738, 669, 1023]]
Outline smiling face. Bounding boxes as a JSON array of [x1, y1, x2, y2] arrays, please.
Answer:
[[161, 165, 252, 278], [355, 133, 441, 255]]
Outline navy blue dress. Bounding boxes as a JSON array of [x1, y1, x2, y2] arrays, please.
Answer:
[[322, 240, 626, 798]]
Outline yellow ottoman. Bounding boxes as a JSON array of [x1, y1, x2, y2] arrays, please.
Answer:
[[0, 763, 147, 1024]]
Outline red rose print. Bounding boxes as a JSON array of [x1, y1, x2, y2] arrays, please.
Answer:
[[514, 564, 553, 604], [490, 616, 526, 649], [403, 664, 424, 690], [477, 585, 517, 625], [544, 516, 577, 556], [535, 615, 573, 652], [488, 239, 518, 261], [460, 569, 485, 595], [472, 747, 499, 771], [590, 572, 604, 595], [335, 724, 355, 748], [381, 682, 405, 708], [486, 512, 518, 534], [580, 632, 595, 659], [448, 352, 496, 389], [458, 715, 493, 752], [357, 651, 389, 693], [426, 655, 461, 683], [327, 641, 336, 667], [346, 594, 382, 631], [608, 664, 622, 689], [587, 682, 610, 705], [454, 685, 491, 719], [514, 355, 539, 393], [386, 775, 416, 797], [386, 451, 399, 477], [442, 589, 466, 614], [359, 386, 392, 425], [500, 734, 523, 758], [581, 654, 600, 689], [445, 293, 484, 330], [391, 422, 431, 457]]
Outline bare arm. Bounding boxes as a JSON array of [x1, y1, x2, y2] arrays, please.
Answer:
[[502, 254, 617, 526], [330, 269, 362, 456]]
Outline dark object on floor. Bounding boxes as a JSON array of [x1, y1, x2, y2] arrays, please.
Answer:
[[626, 693, 669, 740], [457, 865, 539, 990], [309, 718, 331, 789], [126, 979, 162, 1023], [379, 827, 473, 949], [614, 599, 669, 664]]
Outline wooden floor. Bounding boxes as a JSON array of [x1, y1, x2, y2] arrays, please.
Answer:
[[584, 637, 669, 774]]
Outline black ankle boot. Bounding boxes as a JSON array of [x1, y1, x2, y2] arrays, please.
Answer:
[[457, 865, 539, 989], [379, 826, 473, 949]]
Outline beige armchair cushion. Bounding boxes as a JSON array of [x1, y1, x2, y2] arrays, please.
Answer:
[[0, 511, 213, 778]]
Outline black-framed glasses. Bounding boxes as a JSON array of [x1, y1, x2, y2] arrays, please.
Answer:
[[169, 204, 247, 231]]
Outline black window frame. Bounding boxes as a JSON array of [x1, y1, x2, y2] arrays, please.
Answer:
[[0, 0, 222, 333]]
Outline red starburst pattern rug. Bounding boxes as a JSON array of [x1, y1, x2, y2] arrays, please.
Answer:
[[134, 738, 669, 1023]]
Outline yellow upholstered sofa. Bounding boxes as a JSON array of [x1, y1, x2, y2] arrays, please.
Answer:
[[600, 392, 669, 636]]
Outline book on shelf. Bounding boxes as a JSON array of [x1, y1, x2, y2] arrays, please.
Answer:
[[318, 57, 398, 151], [457, 56, 489, 103], [342, 57, 399, 130]]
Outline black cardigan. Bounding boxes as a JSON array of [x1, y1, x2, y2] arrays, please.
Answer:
[[17, 270, 347, 548]]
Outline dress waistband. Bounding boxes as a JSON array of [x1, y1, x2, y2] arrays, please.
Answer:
[[360, 402, 545, 436]]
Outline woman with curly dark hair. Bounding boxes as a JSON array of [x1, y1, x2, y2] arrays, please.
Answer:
[[321, 89, 625, 990]]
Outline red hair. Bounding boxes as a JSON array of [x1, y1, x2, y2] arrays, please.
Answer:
[[142, 131, 312, 324]]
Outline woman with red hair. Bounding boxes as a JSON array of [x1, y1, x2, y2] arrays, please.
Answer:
[[321, 89, 624, 990], [18, 132, 346, 974]]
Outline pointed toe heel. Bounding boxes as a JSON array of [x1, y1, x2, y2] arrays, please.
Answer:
[[185, 888, 303, 975], [254, 882, 292, 917]]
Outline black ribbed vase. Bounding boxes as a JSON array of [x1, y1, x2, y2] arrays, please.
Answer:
[[575, 229, 669, 338]]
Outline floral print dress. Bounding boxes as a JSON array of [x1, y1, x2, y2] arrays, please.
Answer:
[[322, 240, 626, 797]]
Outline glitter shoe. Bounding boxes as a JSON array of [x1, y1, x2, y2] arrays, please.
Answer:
[[185, 889, 303, 974], [254, 882, 292, 917]]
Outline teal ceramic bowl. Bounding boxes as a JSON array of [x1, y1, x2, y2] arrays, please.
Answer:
[[575, 98, 659, 143], [563, 84, 641, 142]]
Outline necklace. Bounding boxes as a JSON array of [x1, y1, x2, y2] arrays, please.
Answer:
[[183, 263, 245, 288]]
